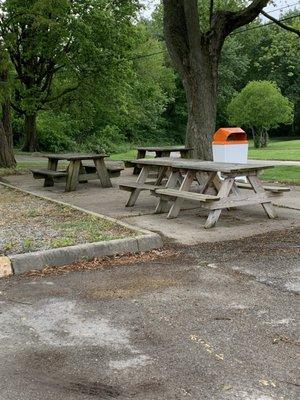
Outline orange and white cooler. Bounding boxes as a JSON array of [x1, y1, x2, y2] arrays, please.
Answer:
[[212, 127, 248, 164]]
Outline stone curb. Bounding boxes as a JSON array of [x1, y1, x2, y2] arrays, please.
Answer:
[[0, 182, 163, 276]]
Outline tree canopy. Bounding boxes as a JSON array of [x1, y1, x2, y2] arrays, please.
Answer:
[[0, 0, 299, 166]]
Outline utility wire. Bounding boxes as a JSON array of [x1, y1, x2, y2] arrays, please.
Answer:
[[266, 2, 299, 14], [131, 14, 300, 61], [232, 14, 300, 35]]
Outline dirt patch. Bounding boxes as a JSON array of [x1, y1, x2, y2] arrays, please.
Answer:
[[87, 277, 178, 300], [0, 186, 135, 256], [22, 248, 182, 277]]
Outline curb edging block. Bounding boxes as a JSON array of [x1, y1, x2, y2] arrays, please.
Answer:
[[10, 234, 163, 275]]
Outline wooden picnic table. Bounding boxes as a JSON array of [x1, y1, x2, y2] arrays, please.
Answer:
[[133, 145, 193, 174], [120, 157, 289, 228], [31, 153, 112, 192]]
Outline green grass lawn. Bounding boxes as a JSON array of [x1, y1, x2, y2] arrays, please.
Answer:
[[248, 139, 300, 161], [260, 166, 300, 185]]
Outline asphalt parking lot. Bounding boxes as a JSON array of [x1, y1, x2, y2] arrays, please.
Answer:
[[0, 228, 299, 400]]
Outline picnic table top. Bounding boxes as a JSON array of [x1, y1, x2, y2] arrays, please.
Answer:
[[44, 153, 107, 161], [129, 157, 275, 173], [136, 146, 192, 152]]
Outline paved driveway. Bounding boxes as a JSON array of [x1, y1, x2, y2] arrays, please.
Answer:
[[0, 228, 299, 400]]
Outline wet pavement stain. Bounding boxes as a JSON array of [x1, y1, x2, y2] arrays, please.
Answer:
[[34, 377, 122, 398]]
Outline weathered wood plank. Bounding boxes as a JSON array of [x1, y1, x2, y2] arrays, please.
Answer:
[[205, 178, 235, 229], [93, 158, 112, 188], [128, 158, 275, 173], [155, 188, 219, 202], [204, 192, 279, 210], [126, 166, 149, 207], [236, 182, 290, 192], [119, 182, 160, 192], [45, 153, 107, 161], [247, 175, 277, 219], [65, 160, 81, 192], [154, 170, 181, 214], [47, 158, 58, 171], [167, 171, 196, 219], [136, 146, 192, 152], [31, 169, 68, 178]]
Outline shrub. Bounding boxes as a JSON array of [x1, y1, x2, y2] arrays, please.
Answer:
[[37, 112, 77, 152], [83, 125, 125, 154]]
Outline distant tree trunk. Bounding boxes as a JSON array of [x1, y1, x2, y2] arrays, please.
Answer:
[[23, 113, 38, 152], [251, 126, 261, 148], [0, 107, 16, 168], [0, 78, 16, 168], [260, 128, 269, 147], [163, 0, 269, 159]]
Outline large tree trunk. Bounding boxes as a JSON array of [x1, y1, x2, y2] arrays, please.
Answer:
[[163, 0, 270, 160], [23, 113, 38, 152], [184, 52, 217, 160], [0, 123, 16, 168]]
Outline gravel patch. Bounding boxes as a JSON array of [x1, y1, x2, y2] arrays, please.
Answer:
[[0, 186, 135, 256]]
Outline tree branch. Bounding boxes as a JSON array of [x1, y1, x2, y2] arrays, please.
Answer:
[[207, 0, 269, 55], [261, 11, 300, 37], [215, 0, 270, 37], [45, 83, 80, 103], [209, 0, 214, 29]]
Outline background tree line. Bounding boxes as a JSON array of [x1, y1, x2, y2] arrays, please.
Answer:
[[0, 0, 299, 167]]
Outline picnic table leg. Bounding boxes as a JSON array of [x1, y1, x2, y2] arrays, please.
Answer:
[[94, 158, 112, 188], [65, 160, 81, 192], [196, 172, 217, 194], [155, 170, 180, 214], [133, 150, 146, 175], [205, 177, 235, 229], [79, 162, 88, 183], [47, 159, 58, 171], [44, 159, 58, 187], [126, 166, 149, 207], [155, 166, 170, 185], [247, 175, 277, 219], [167, 171, 196, 219], [160, 151, 171, 157], [180, 149, 190, 159]]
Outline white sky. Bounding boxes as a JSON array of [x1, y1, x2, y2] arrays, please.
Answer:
[[141, 0, 300, 20]]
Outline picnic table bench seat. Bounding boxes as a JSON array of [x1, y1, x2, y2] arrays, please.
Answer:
[[236, 182, 290, 193], [83, 163, 124, 178], [31, 169, 68, 179], [124, 160, 135, 168], [152, 188, 220, 202], [119, 182, 161, 192], [31, 162, 123, 182]]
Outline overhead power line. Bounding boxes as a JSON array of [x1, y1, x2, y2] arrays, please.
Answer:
[[267, 2, 299, 14], [232, 14, 300, 35], [131, 14, 300, 61]]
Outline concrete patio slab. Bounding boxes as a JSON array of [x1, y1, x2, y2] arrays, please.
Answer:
[[4, 169, 300, 245]]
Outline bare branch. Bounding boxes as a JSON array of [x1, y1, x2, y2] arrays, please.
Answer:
[[45, 83, 80, 103], [209, 0, 214, 29], [261, 10, 300, 37]]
